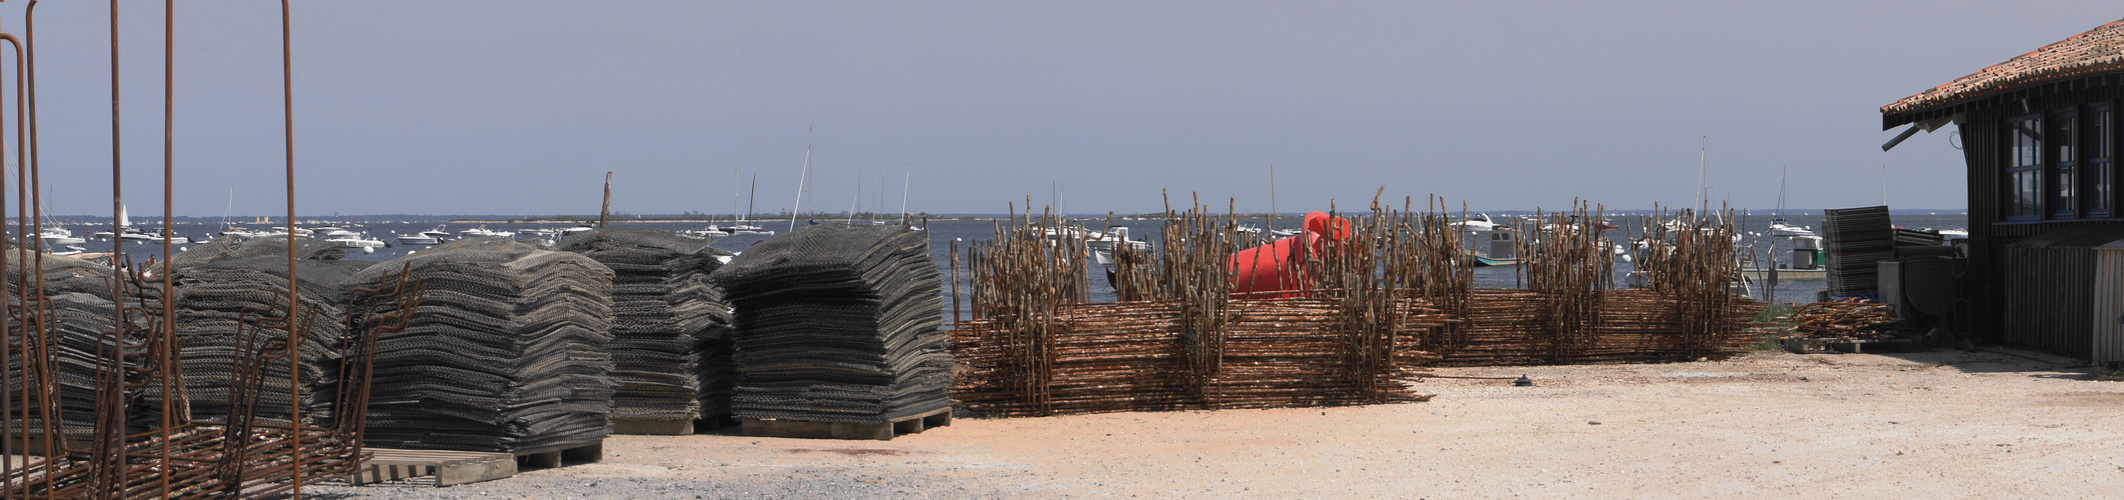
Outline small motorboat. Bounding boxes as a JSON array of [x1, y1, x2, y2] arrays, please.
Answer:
[[328, 233, 389, 249], [459, 225, 515, 239], [39, 227, 85, 246], [1768, 218, 1815, 237], [725, 224, 774, 235], [1451, 213, 1500, 232], [395, 233, 441, 245]]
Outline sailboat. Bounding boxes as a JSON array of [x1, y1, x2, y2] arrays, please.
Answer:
[[726, 174, 773, 235], [97, 205, 191, 244], [1768, 168, 1814, 238]]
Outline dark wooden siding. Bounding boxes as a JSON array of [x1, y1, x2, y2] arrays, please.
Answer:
[[1944, 76, 2124, 356]]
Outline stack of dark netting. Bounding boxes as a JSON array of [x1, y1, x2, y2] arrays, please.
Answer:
[[164, 235, 373, 425], [1822, 206, 1895, 299], [4, 251, 153, 440], [557, 229, 734, 426], [708, 224, 951, 425], [347, 237, 615, 452]]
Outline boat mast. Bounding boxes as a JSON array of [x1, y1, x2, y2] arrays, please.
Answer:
[[1695, 136, 1707, 212], [790, 129, 811, 233], [899, 168, 910, 221], [747, 174, 757, 223], [1775, 166, 1787, 220], [848, 169, 861, 223]]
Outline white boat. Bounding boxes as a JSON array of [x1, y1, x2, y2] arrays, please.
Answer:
[[1767, 169, 1815, 238], [459, 225, 515, 238], [328, 233, 389, 248], [1768, 220, 1815, 238], [419, 226, 451, 241], [395, 233, 441, 245], [1087, 227, 1152, 265], [1451, 213, 1501, 232], [685, 226, 730, 237], [560, 225, 596, 236], [313, 226, 361, 240], [120, 229, 189, 244], [39, 227, 84, 246], [724, 224, 773, 235]]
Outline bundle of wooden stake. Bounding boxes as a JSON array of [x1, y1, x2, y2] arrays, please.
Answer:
[[1784, 299, 1897, 340]]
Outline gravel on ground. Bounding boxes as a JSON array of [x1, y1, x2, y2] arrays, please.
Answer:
[[303, 347, 2124, 498]]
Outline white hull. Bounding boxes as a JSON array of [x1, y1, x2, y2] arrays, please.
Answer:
[[329, 238, 388, 248], [395, 234, 441, 245]]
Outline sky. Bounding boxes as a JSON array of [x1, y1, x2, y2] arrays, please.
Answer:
[[0, 1, 2116, 217]]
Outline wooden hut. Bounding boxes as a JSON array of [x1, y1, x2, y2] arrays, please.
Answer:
[[1882, 18, 2124, 363]]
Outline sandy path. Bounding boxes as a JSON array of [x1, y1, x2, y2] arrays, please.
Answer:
[[314, 347, 2124, 498]]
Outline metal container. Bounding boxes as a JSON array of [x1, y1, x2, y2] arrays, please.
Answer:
[[2094, 239, 2124, 366]]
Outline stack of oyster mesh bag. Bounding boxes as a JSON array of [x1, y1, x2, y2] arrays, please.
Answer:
[[165, 235, 373, 425], [558, 229, 735, 425], [5, 249, 146, 439], [707, 224, 951, 424], [347, 237, 616, 452]]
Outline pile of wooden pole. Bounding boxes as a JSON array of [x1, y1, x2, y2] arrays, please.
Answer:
[[952, 195, 1768, 417], [952, 298, 1445, 417], [1784, 299, 1896, 340], [1431, 289, 1766, 366], [955, 194, 1446, 417]]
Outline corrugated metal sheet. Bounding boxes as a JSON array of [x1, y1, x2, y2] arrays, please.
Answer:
[[2003, 227, 2124, 358], [2094, 239, 2124, 365]]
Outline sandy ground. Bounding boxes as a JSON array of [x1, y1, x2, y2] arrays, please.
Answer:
[[310, 347, 2124, 499]]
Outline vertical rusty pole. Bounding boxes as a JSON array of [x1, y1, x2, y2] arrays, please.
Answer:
[[281, 0, 306, 496], [106, 3, 131, 492], [22, 0, 59, 477], [0, 21, 15, 496], [160, 0, 176, 496]]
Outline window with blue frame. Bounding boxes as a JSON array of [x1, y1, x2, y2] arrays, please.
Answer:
[[2052, 108, 2078, 218], [2088, 104, 2113, 218], [2005, 113, 2042, 220]]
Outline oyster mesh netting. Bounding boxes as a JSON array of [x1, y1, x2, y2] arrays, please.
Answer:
[[162, 235, 374, 426], [347, 237, 616, 452], [559, 228, 735, 422], [708, 224, 952, 424]]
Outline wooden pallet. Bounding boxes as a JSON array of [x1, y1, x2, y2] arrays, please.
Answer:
[[354, 448, 516, 487], [741, 408, 951, 441], [352, 440, 602, 487], [512, 439, 604, 469], [612, 418, 695, 435]]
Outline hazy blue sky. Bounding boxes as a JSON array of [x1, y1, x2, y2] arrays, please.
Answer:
[[2, 1, 2118, 217]]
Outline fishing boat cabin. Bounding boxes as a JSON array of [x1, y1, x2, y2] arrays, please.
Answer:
[[1881, 18, 2124, 364]]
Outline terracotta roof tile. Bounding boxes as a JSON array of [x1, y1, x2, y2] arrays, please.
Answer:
[[1882, 18, 2124, 117]]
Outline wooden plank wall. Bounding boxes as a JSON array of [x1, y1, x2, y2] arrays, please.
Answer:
[[1952, 78, 2124, 354]]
